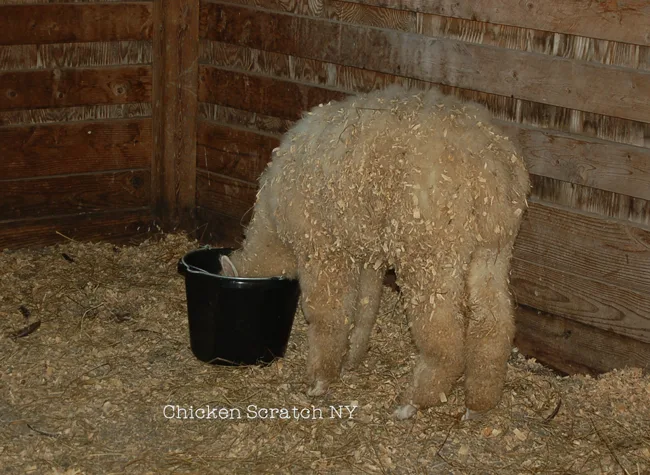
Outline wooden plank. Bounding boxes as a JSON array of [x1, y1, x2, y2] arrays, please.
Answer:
[[529, 176, 650, 228], [152, 0, 199, 228], [499, 124, 650, 202], [0, 170, 150, 221], [198, 66, 346, 120], [202, 3, 650, 123], [514, 202, 650, 294], [511, 257, 650, 344], [195, 169, 257, 219], [343, 0, 650, 47], [201, 40, 650, 148], [0, 103, 151, 127], [0, 208, 155, 251], [418, 13, 649, 72], [0, 66, 152, 111], [198, 102, 293, 135], [193, 206, 247, 247], [0, 41, 152, 70], [197, 121, 279, 182], [0, 3, 153, 46], [514, 305, 650, 375], [0, 119, 152, 180]]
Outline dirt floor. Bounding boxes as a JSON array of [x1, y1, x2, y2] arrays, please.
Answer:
[[1, 234, 649, 474]]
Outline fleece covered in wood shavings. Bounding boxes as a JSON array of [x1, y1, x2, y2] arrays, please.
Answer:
[[226, 86, 530, 416], [0, 235, 648, 474]]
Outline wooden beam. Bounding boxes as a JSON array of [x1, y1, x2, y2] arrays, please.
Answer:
[[0, 170, 150, 221], [514, 305, 650, 375], [0, 119, 152, 180], [152, 0, 199, 229], [0, 103, 151, 127], [196, 121, 279, 182], [195, 169, 257, 219], [201, 3, 650, 123], [0, 3, 153, 46], [198, 66, 346, 120], [0, 66, 152, 110], [0, 209, 155, 251], [344, 0, 650, 47]]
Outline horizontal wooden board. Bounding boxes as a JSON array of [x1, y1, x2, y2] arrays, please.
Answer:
[[0, 66, 152, 110], [0, 208, 155, 251], [193, 206, 247, 247], [515, 203, 650, 295], [0, 103, 151, 126], [0, 170, 150, 221], [220, 0, 650, 70], [199, 102, 293, 135], [0, 3, 153, 46], [0, 41, 152, 70], [529, 176, 650, 228], [203, 3, 650, 123], [0, 119, 152, 180], [195, 169, 257, 219], [201, 40, 650, 148], [198, 66, 346, 120], [511, 257, 650, 344], [197, 121, 279, 182], [343, 0, 650, 47], [499, 123, 650, 202], [514, 305, 650, 375]]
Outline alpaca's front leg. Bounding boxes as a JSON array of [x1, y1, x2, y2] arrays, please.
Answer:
[[298, 259, 359, 396]]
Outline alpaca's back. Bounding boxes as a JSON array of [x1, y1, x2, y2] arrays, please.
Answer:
[[261, 86, 530, 272]]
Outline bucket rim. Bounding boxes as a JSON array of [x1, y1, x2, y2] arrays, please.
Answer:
[[179, 247, 298, 283]]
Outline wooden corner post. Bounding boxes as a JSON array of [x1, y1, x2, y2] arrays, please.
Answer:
[[152, 0, 199, 229]]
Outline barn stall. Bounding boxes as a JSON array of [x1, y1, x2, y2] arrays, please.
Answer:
[[1, 0, 649, 473]]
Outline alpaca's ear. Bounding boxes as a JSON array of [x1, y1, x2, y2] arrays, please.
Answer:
[[220, 255, 239, 277]]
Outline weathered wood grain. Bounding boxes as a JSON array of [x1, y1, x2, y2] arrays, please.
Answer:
[[200, 41, 650, 148], [515, 203, 650, 294], [529, 176, 650, 228], [0, 66, 152, 111], [0, 41, 152, 70], [0, 170, 150, 221], [499, 124, 650, 202], [0, 3, 153, 45], [203, 3, 650, 123], [342, 0, 650, 47], [197, 121, 279, 182], [0, 208, 155, 251], [0, 103, 151, 126], [198, 102, 294, 135], [220, 0, 650, 70], [419, 13, 649, 71], [199, 66, 346, 120], [193, 206, 247, 247], [514, 305, 650, 375], [195, 170, 257, 219], [152, 0, 199, 228], [511, 257, 650, 344], [0, 119, 151, 180]]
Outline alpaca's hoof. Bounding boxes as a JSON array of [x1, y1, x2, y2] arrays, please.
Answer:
[[394, 404, 417, 420], [461, 408, 484, 421], [307, 380, 328, 397]]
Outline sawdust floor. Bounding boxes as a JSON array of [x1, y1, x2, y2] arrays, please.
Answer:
[[1, 234, 649, 474]]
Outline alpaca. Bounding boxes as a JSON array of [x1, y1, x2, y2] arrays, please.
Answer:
[[220, 86, 530, 419]]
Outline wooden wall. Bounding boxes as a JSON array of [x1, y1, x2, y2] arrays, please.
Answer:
[[0, 1, 155, 248], [195, 0, 650, 373]]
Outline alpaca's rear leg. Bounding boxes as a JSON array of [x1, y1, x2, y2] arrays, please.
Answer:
[[299, 260, 359, 396], [464, 247, 515, 415], [344, 267, 385, 369], [395, 272, 466, 419]]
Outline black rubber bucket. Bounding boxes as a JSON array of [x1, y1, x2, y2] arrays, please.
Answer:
[[177, 247, 300, 366]]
